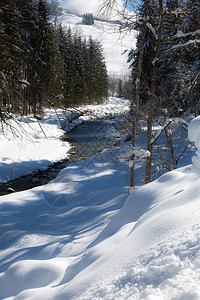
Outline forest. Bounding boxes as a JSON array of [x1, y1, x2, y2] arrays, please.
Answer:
[[0, 1, 200, 299], [120, 0, 200, 186], [0, 0, 108, 118], [0, 0, 199, 185]]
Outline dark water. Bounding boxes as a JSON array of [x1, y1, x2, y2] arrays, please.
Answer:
[[0, 115, 131, 195], [64, 119, 124, 161]]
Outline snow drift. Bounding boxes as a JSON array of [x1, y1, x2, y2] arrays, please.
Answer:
[[0, 116, 200, 299]]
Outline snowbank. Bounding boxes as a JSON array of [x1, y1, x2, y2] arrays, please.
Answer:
[[0, 131, 200, 299], [188, 115, 200, 173], [0, 97, 130, 183], [0, 109, 71, 182]]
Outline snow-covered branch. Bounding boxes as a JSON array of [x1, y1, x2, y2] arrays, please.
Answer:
[[173, 29, 200, 39], [146, 22, 158, 40], [159, 39, 200, 61]]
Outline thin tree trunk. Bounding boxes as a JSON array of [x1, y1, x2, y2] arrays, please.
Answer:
[[130, 0, 149, 188], [145, 0, 164, 184]]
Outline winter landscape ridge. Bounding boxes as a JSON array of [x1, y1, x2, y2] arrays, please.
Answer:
[[0, 2, 200, 300]]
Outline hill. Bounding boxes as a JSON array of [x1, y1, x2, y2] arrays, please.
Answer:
[[57, 10, 136, 75]]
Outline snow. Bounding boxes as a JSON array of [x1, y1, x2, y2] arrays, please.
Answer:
[[0, 97, 130, 183], [0, 115, 200, 299], [188, 115, 200, 174], [59, 12, 137, 75], [0, 109, 71, 182], [147, 22, 158, 40], [1, 7, 200, 300]]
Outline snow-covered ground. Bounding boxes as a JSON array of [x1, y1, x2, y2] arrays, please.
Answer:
[[0, 9, 135, 183], [1, 7, 200, 300], [0, 117, 199, 300], [59, 12, 137, 75], [0, 97, 130, 183]]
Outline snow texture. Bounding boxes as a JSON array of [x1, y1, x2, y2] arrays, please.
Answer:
[[0, 8, 200, 300], [0, 116, 200, 299], [188, 115, 200, 173], [59, 12, 137, 75], [0, 97, 130, 183]]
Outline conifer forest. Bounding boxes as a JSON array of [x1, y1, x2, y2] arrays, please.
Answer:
[[129, 0, 200, 116], [0, 0, 108, 119]]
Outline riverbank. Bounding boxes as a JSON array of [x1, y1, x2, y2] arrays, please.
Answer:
[[0, 97, 130, 185]]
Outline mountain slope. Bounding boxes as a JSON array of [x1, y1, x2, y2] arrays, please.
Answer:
[[58, 11, 137, 75]]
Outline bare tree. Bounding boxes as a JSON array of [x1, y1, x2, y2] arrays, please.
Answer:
[[145, 0, 165, 183], [130, 0, 149, 187]]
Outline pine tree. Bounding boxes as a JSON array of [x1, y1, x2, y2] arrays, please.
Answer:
[[48, 22, 66, 106], [0, 0, 23, 116], [157, 0, 200, 115], [73, 33, 87, 105], [82, 14, 94, 25], [58, 26, 75, 105], [129, 0, 160, 106], [29, 0, 55, 115], [87, 37, 108, 104], [181, 0, 200, 113], [15, 0, 35, 115]]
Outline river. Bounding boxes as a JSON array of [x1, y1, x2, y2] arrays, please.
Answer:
[[0, 114, 131, 195]]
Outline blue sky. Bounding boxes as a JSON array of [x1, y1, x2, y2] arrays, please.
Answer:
[[123, 0, 140, 11]]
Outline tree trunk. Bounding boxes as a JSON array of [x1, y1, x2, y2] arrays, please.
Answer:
[[130, 0, 149, 188], [145, 0, 164, 184]]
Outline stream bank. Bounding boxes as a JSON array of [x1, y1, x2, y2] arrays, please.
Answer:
[[0, 113, 131, 196]]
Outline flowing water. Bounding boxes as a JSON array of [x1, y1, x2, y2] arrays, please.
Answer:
[[64, 119, 124, 161], [0, 115, 131, 195]]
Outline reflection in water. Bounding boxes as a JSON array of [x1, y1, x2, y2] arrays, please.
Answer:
[[65, 120, 122, 160], [0, 115, 130, 195]]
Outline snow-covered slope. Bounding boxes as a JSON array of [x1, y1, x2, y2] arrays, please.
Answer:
[[0, 118, 200, 299], [59, 12, 137, 75]]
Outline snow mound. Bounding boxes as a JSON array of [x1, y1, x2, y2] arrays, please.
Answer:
[[82, 225, 200, 300], [188, 116, 200, 173], [0, 117, 200, 299], [0, 259, 66, 299]]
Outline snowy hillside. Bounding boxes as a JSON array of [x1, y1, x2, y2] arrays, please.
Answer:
[[0, 117, 200, 299], [58, 11, 137, 75]]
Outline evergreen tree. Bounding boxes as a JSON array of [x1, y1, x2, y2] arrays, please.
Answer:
[[15, 0, 36, 115], [58, 26, 75, 105], [129, 0, 160, 106], [157, 0, 200, 115], [82, 13, 94, 25], [29, 0, 55, 115], [87, 37, 108, 104], [181, 0, 200, 113], [48, 22, 66, 106], [0, 0, 23, 115], [73, 33, 87, 105]]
